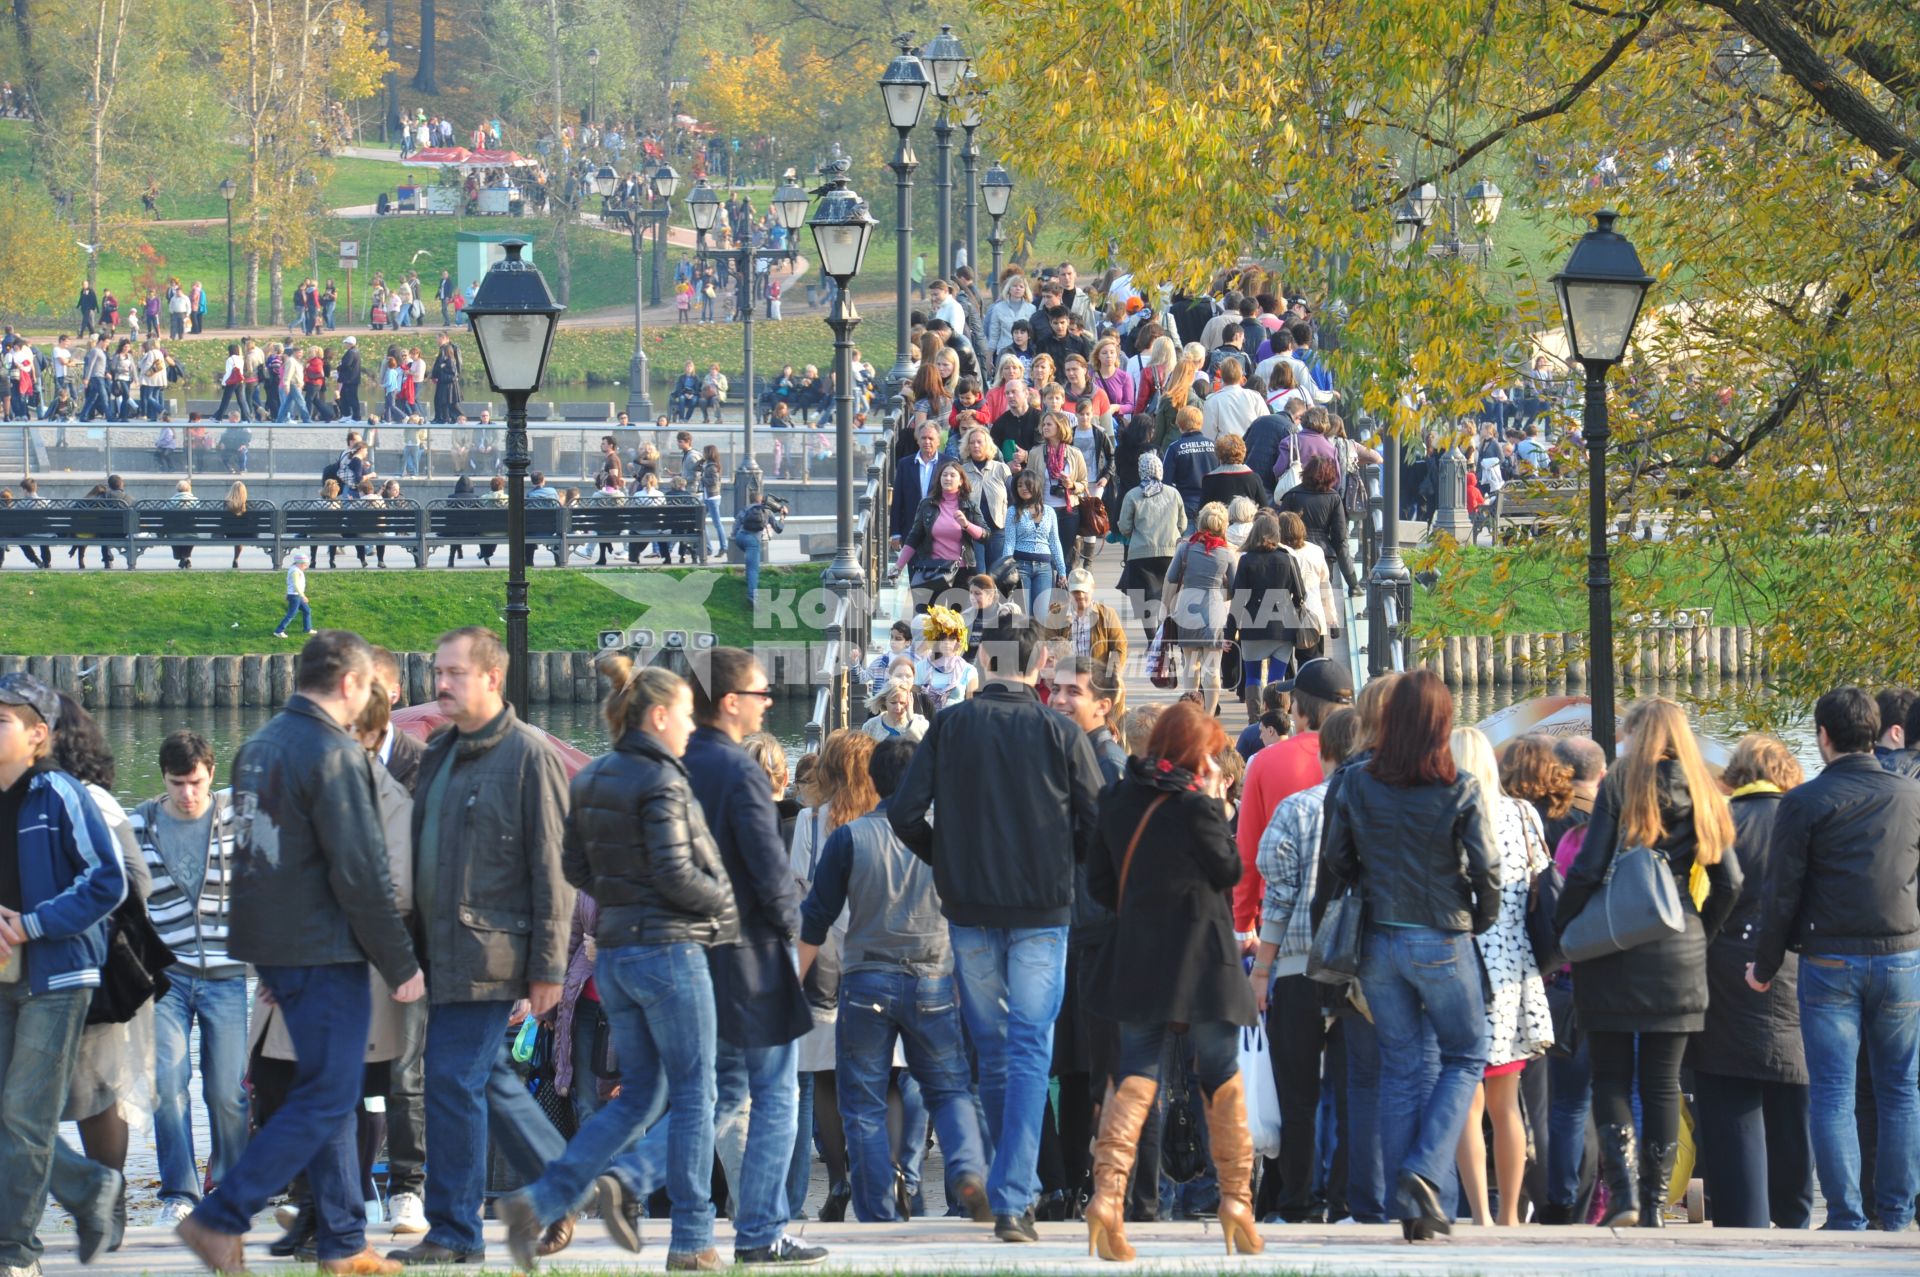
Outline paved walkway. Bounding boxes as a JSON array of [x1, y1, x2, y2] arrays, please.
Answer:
[[46, 1218, 1920, 1276]]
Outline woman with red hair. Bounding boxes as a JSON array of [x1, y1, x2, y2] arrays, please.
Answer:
[[1321, 671, 1500, 1241], [1081, 702, 1261, 1261]]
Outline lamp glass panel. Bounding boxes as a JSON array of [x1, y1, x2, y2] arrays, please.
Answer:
[[1561, 279, 1644, 363], [469, 311, 553, 392]]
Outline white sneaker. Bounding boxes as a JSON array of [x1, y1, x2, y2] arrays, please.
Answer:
[[156, 1199, 192, 1227], [2, 1261, 44, 1277], [274, 1203, 300, 1229], [389, 1192, 428, 1235]]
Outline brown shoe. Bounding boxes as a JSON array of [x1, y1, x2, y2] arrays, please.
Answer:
[[665, 1248, 723, 1272], [320, 1246, 404, 1275], [1200, 1074, 1264, 1256], [1085, 1076, 1157, 1262], [536, 1215, 575, 1257], [176, 1212, 246, 1274]]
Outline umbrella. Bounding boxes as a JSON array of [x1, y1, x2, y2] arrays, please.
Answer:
[[1476, 694, 1733, 769], [399, 146, 472, 169], [392, 702, 594, 775]]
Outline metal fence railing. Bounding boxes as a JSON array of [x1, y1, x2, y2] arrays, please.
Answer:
[[803, 417, 893, 753]]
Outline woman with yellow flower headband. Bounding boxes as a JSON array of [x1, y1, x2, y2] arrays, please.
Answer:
[[914, 605, 977, 710]]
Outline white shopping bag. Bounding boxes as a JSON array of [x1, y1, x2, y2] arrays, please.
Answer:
[[1239, 1023, 1282, 1160]]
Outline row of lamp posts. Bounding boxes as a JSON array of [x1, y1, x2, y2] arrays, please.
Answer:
[[1366, 193, 1652, 761], [458, 161, 885, 718]]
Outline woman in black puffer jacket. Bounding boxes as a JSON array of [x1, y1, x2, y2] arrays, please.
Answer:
[[499, 655, 738, 1268], [1687, 733, 1811, 1229], [1555, 697, 1742, 1230]]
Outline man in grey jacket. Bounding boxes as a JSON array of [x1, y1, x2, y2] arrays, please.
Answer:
[[177, 631, 423, 1276], [390, 627, 574, 1266]]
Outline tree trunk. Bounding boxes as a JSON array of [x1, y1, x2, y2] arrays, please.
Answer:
[[269, 249, 284, 328], [246, 251, 259, 326], [412, 0, 437, 93]]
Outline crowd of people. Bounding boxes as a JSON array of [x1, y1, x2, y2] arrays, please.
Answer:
[[0, 612, 1915, 1277]]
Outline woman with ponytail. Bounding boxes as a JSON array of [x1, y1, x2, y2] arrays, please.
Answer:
[[496, 656, 740, 1271]]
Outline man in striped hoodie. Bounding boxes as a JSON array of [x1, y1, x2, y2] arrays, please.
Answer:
[[130, 731, 248, 1226]]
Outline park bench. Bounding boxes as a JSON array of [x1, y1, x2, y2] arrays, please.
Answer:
[[0, 498, 135, 560], [1492, 477, 1578, 541], [424, 497, 564, 564], [280, 500, 427, 568], [564, 495, 708, 563], [129, 499, 279, 567]]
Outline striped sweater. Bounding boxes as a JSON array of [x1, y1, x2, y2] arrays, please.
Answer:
[[130, 792, 245, 980]]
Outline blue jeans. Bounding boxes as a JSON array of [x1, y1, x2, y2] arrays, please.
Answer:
[[714, 1037, 799, 1250], [276, 388, 312, 422], [1359, 925, 1488, 1220], [153, 972, 252, 1202], [1798, 950, 1920, 1230], [1338, 1013, 1387, 1222], [704, 497, 725, 552], [276, 596, 312, 634], [422, 999, 568, 1252], [1545, 978, 1594, 1212], [0, 985, 91, 1269], [786, 1070, 816, 1220], [81, 377, 111, 421], [733, 529, 763, 603], [525, 944, 718, 1254], [950, 924, 1068, 1215], [191, 964, 369, 1261], [1015, 557, 1055, 626], [835, 970, 988, 1221]]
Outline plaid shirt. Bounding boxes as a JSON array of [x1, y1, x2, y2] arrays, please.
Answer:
[[1256, 778, 1330, 962]]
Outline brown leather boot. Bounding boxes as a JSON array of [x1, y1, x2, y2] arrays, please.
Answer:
[[1201, 1074, 1264, 1255], [1085, 1076, 1157, 1262]]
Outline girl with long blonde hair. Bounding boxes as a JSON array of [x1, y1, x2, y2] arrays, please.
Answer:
[[1554, 697, 1741, 1228]]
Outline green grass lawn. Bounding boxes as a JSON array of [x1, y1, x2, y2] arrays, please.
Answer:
[[1404, 540, 1860, 637], [0, 564, 822, 656]]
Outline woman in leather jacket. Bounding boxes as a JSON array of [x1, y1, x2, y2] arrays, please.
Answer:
[[1554, 697, 1740, 1229], [1320, 670, 1498, 1242], [1083, 702, 1262, 1262], [498, 657, 738, 1270]]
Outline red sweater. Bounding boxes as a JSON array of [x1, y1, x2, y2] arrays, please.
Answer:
[[1233, 731, 1322, 931]]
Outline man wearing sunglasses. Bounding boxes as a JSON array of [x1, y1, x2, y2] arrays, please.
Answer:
[[683, 649, 824, 1268]]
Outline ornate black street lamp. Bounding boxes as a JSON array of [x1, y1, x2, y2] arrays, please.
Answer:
[[219, 178, 237, 329], [461, 241, 565, 712], [879, 37, 930, 404], [1552, 209, 1654, 760], [597, 161, 679, 419], [981, 161, 1012, 285], [920, 23, 969, 280]]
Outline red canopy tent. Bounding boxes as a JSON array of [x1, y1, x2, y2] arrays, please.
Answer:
[[399, 146, 473, 169], [465, 149, 534, 168]]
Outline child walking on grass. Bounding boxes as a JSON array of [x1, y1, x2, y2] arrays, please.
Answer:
[[272, 551, 314, 638]]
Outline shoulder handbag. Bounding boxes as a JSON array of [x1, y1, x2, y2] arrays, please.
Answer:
[[1080, 492, 1110, 539], [1523, 808, 1567, 974], [1306, 886, 1365, 985], [1115, 794, 1172, 911], [1558, 842, 1685, 963], [88, 898, 175, 1025], [1273, 433, 1305, 498]]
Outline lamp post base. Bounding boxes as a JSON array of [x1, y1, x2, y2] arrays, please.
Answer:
[[729, 459, 763, 563], [625, 351, 654, 422]]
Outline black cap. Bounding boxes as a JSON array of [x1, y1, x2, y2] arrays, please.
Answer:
[[0, 672, 60, 728], [1274, 657, 1354, 705]]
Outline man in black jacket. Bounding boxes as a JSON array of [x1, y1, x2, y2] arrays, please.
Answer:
[[178, 631, 423, 1277], [890, 620, 1103, 1241], [1032, 305, 1093, 376], [891, 422, 941, 547], [335, 337, 363, 422], [683, 649, 825, 1267], [1749, 686, 1920, 1232]]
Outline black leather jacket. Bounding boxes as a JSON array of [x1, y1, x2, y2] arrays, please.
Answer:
[[1753, 752, 1920, 981], [227, 695, 419, 987], [1321, 769, 1501, 934], [563, 729, 739, 949]]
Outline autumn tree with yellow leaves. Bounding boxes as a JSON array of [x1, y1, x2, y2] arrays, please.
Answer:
[[977, 0, 1920, 709]]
